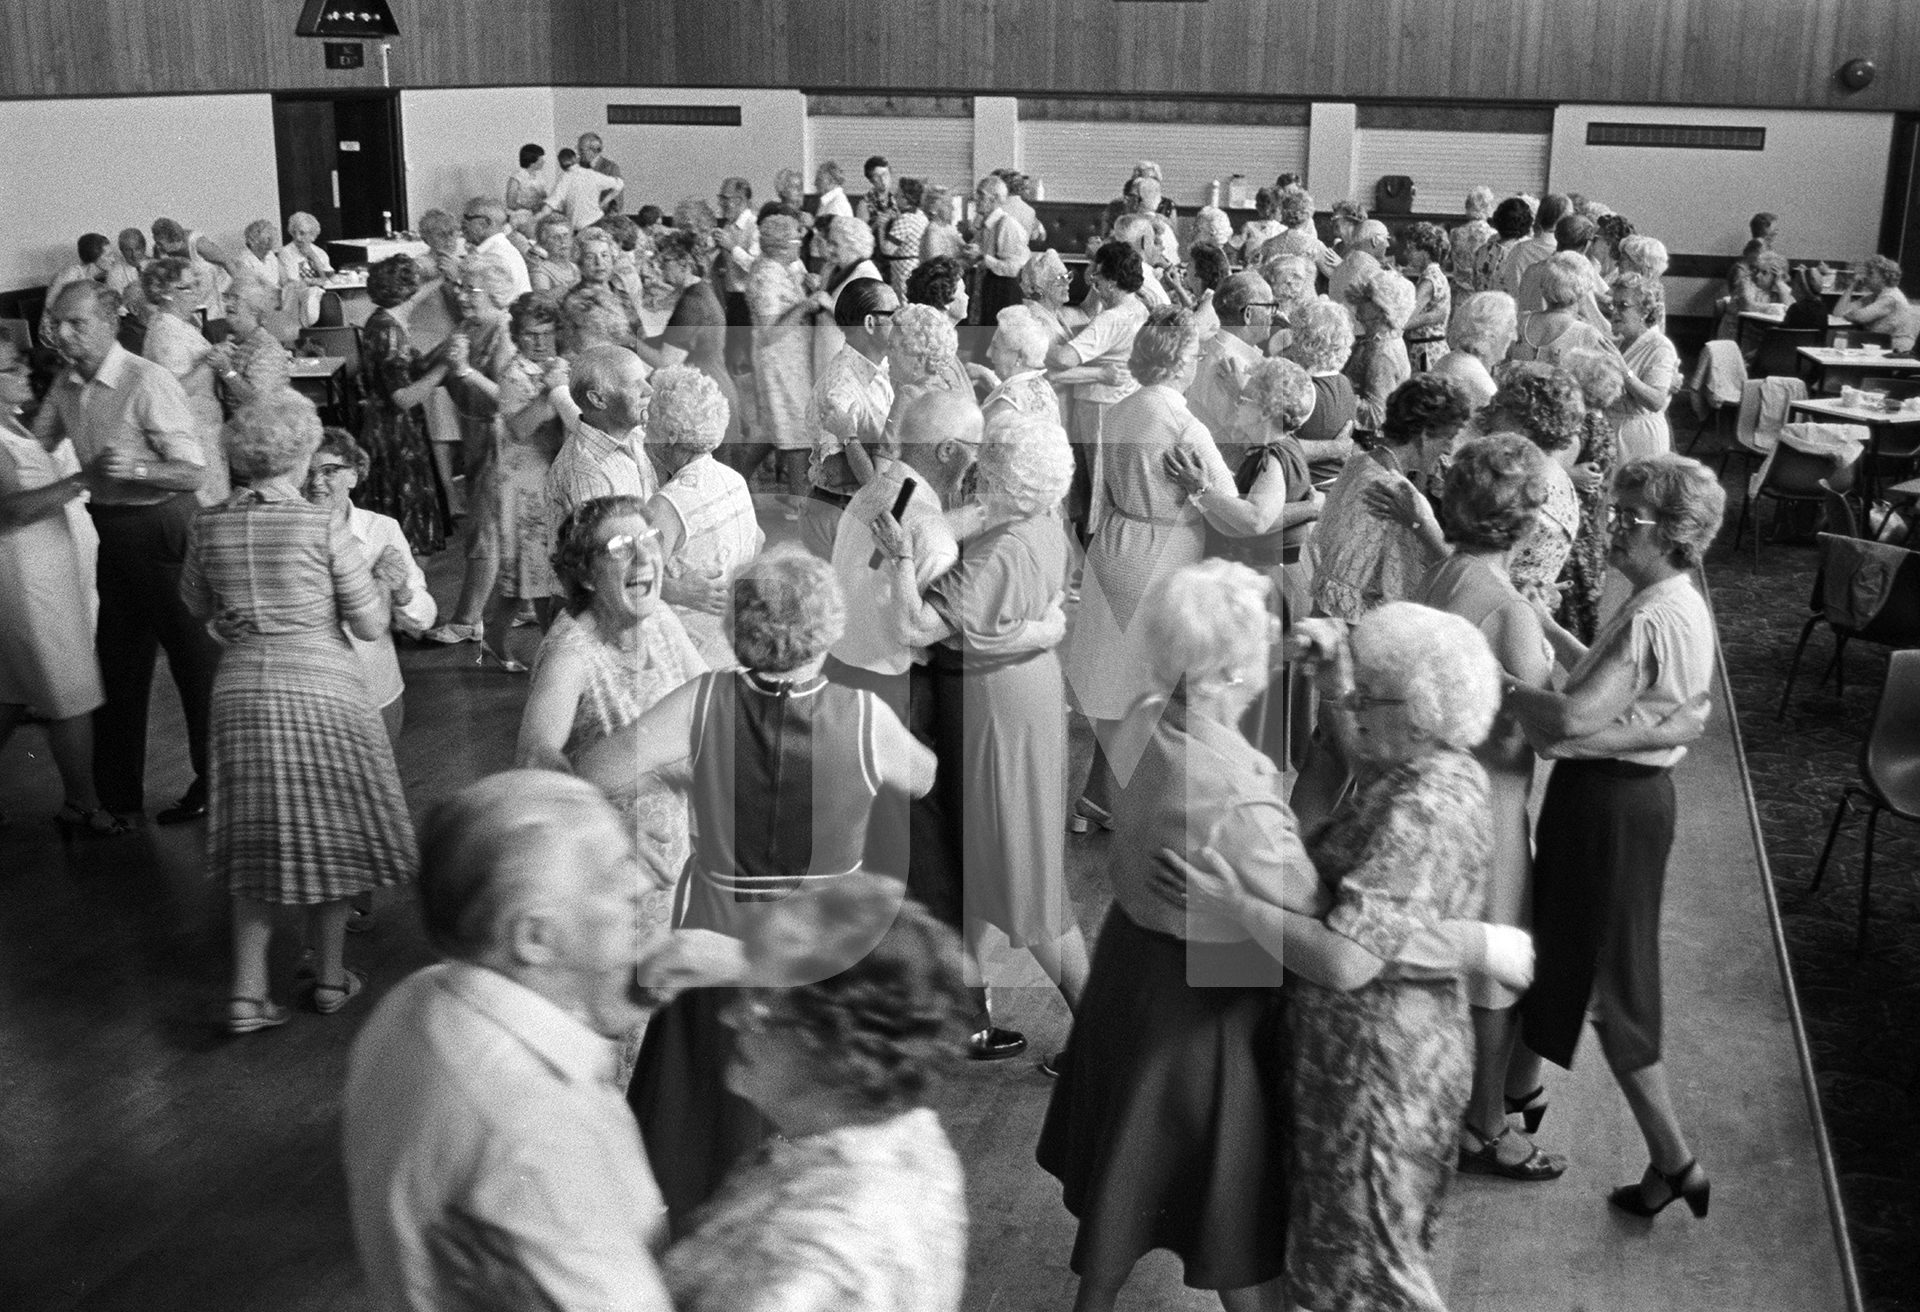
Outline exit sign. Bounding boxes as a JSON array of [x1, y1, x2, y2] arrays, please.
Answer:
[[324, 42, 365, 69]]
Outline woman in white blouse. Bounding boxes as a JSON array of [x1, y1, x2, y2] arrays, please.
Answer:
[[139, 256, 230, 505]]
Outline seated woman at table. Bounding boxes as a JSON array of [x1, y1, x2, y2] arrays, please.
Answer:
[[1836, 254, 1918, 353], [1721, 241, 1791, 331], [278, 212, 334, 326], [1785, 267, 1835, 332]]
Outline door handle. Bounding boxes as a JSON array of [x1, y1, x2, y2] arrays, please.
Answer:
[[332, 170, 341, 209]]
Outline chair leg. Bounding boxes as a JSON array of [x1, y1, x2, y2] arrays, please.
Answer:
[[1777, 616, 1823, 719], [1807, 788, 1857, 899], [1835, 633, 1850, 697], [1733, 490, 1752, 552], [1856, 802, 1883, 955]]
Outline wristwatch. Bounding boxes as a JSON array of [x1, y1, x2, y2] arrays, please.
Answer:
[[133, 463, 149, 481]]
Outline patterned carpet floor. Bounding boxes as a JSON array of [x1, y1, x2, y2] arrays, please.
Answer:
[[1702, 450, 1920, 1310]]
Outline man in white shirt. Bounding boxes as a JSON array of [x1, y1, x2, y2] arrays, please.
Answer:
[[578, 132, 625, 214], [550, 149, 628, 232], [814, 160, 854, 222], [345, 770, 741, 1312], [971, 174, 1030, 328], [547, 344, 657, 536], [1499, 192, 1570, 299], [1187, 271, 1272, 445], [714, 177, 760, 375], [460, 197, 532, 298], [1329, 220, 1391, 309], [802, 279, 897, 558]]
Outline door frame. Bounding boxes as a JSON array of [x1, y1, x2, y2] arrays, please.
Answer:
[[270, 88, 409, 235]]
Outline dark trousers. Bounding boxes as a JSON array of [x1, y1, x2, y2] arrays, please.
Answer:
[[976, 271, 1024, 329], [89, 495, 220, 813], [721, 290, 754, 377]]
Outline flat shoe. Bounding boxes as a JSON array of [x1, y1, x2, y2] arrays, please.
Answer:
[[227, 997, 291, 1035], [312, 969, 366, 1016], [420, 622, 482, 645], [967, 1027, 1028, 1061]]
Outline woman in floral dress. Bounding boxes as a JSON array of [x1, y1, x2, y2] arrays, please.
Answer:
[[356, 255, 448, 555], [1556, 348, 1626, 642]]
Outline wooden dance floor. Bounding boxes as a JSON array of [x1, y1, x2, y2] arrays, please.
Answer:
[[0, 522, 1857, 1312]]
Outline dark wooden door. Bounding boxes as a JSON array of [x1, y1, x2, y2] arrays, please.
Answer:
[[1882, 114, 1920, 298], [271, 92, 407, 244]]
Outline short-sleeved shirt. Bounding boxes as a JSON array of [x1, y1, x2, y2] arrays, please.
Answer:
[[1060, 295, 1148, 406], [1552, 572, 1716, 769], [1185, 329, 1264, 446], [830, 459, 960, 676], [1498, 235, 1556, 299], [33, 344, 203, 507], [546, 420, 656, 542]]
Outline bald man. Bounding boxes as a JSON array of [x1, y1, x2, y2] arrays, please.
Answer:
[[1328, 219, 1391, 309], [345, 772, 739, 1312]]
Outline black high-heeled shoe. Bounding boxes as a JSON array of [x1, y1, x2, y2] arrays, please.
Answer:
[[1608, 1160, 1710, 1218], [1505, 1085, 1548, 1135]]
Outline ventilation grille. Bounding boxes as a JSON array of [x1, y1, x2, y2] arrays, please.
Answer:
[[606, 105, 742, 128], [1586, 122, 1765, 151]]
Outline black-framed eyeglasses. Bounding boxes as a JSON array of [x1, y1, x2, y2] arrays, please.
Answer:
[[310, 462, 354, 480]]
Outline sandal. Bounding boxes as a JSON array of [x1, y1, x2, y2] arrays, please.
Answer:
[[227, 997, 292, 1035], [1458, 1122, 1566, 1182], [54, 802, 135, 839], [311, 969, 366, 1016]]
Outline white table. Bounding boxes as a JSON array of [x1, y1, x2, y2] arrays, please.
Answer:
[[1796, 346, 1920, 393], [1789, 396, 1920, 504], [330, 237, 429, 267]]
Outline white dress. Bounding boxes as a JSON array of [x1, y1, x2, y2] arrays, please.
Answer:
[[1613, 329, 1680, 462], [0, 418, 101, 719]]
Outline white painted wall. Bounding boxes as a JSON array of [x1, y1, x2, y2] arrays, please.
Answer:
[[400, 87, 556, 221], [1, 94, 279, 292], [1549, 105, 1893, 262], [549, 87, 806, 215]]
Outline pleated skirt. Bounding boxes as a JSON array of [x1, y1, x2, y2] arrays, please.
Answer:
[[208, 635, 417, 904], [1036, 907, 1289, 1291]]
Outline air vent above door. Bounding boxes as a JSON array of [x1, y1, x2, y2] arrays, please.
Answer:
[[606, 105, 743, 127]]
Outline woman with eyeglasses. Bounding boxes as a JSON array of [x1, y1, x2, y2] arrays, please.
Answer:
[[1506, 454, 1724, 1220], [516, 495, 706, 906], [139, 255, 230, 506]]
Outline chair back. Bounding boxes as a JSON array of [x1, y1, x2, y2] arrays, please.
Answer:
[[1735, 376, 1808, 453], [1754, 325, 1824, 379], [297, 325, 361, 373], [0, 318, 30, 352], [1843, 329, 1896, 351], [1764, 442, 1848, 500], [1865, 650, 1920, 818], [1821, 478, 1860, 538]]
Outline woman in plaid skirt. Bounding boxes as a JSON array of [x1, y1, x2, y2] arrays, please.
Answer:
[[182, 390, 417, 1035]]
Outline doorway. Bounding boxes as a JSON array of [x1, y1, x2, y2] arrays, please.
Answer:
[[1881, 112, 1920, 297], [272, 91, 407, 248]]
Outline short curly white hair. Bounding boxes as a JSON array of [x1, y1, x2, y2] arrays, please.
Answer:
[[1144, 559, 1273, 692], [976, 414, 1073, 518], [888, 303, 959, 382], [1285, 300, 1357, 373], [1538, 252, 1590, 309], [728, 546, 846, 674], [1192, 206, 1232, 248], [1616, 235, 1669, 280], [992, 304, 1053, 371], [1018, 248, 1070, 301], [645, 364, 729, 454], [1464, 186, 1496, 221], [823, 215, 875, 268], [1448, 291, 1518, 361], [1242, 357, 1316, 431], [1349, 602, 1501, 752], [1352, 269, 1417, 331], [1261, 255, 1317, 311], [1558, 346, 1626, 409]]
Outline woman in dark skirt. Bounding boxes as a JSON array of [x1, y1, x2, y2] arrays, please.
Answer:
[[1038, 563, 1533, 1312], [576, 548, 934, 1235], [1507, 454, 1725, 1219]]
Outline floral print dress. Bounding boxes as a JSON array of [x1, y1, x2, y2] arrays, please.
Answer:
[[1556, 411, 1619, 642], [357, 307, 447, 555], [1288, 749, 1491, 1312], [1507, 459, 1581, 612]]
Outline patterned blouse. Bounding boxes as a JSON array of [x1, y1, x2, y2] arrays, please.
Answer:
[[652, 455, 764, 668], [1448, 219, 1497, 292], [1310, 452, 1442, 621], [982, 370, 1062, 427], [1507, 458, 1581, 611], [663, 1108, 967, 1312], [1468, 236, 1522, 296]]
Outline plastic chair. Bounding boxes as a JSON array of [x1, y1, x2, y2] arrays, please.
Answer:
[[297, 325, 361, 374], [1805, 650, 1920, 952], [1778, 530, 1920, 715], [1752, 325, 1824, 380], [1733, 440, 1850, 565]]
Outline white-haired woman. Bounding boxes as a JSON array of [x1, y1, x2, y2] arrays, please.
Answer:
[[182, 391, 415, 1033], [278, 212, 333, 325], [1510, 252, 1611, 366], [1429, 291, 1516, 413], [919, 186, 966, 265], [236, 218, 299, 329], [646, 365, 763, 668], [1836, 253, 1917, 352], [975, 304, 1063, 426], [870, 415, 1092, 1031], [139, 256, 231, 506], [744, 213, 817, 508], [1414, 436, 1562, 1183], [811, 217, 882, 374], [1062, 308, 1241, 832], [218, 278, 294, 400], [885, 302, 973, 431], [517, 494, 706, 897], [1605, 274, 1680, 461], [1019, 249, 1089, 351], [1047, 569, 1529, 1312], [1508, 455, 1725, 1221], [1448, 186, 1499, 306], [602, 549, 936, 1231], [1282, 300, 1361, 485], [527, 214, 581, 296], [1344, 269, 1417, 438], [1257, 253, 1316, 359]]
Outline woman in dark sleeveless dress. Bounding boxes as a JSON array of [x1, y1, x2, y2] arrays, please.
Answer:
[[579, 548, 934, 1234]]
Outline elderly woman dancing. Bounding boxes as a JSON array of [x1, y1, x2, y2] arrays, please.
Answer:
[[139, 256, 230, 506], [355, 255, 449, 556], [1282, 300, 1361, 485], [1509, 455, 1725, 1220], [182, 391, 416, 1034], [664, 877, 971, 1312], [1041, 563, 1529, 1312], [977, 305, 1064, 426], [742, 213, 817, 506], [1429, 291, 1517, 414], [1344, 268, 1417, 439], [1606, 274, 1681, 461], [516, 495, 706, 901], [646, 365, 763, 668], [871, 415, 1092, 1026], [601, 550, 935, 1231]]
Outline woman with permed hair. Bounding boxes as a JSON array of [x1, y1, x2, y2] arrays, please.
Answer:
[[646, 229, 742, 448], [140, 256, 231, 506], [1414, 434, 1564, 1184], [977, 304, 1064, 427], [645, 365, 764, 667], [1448, 185, 1499, 302], [1469, 197, 1535, 296], [742, 212, 817, 507], [884, 303, 975, 450], [600, 547, 937, 1232], [1399, 221, 1454, 372], [905, 253, 971, 324], [355, 254, 449, 555], [1343, 268, 1418, 438], [1467, 366, 1588, 610], [1606, 272, 1681, 461], [1555, 348, 1628, 641], [182, 389, 415, 1034], [1281, 299, 1361, 484], [1430, 290, 1517, 413], [1507, 454, 1726, 1223], [884, 176, 930, 297], [662, 876, 972, 1311], [1509, 252, 1612, 367]]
